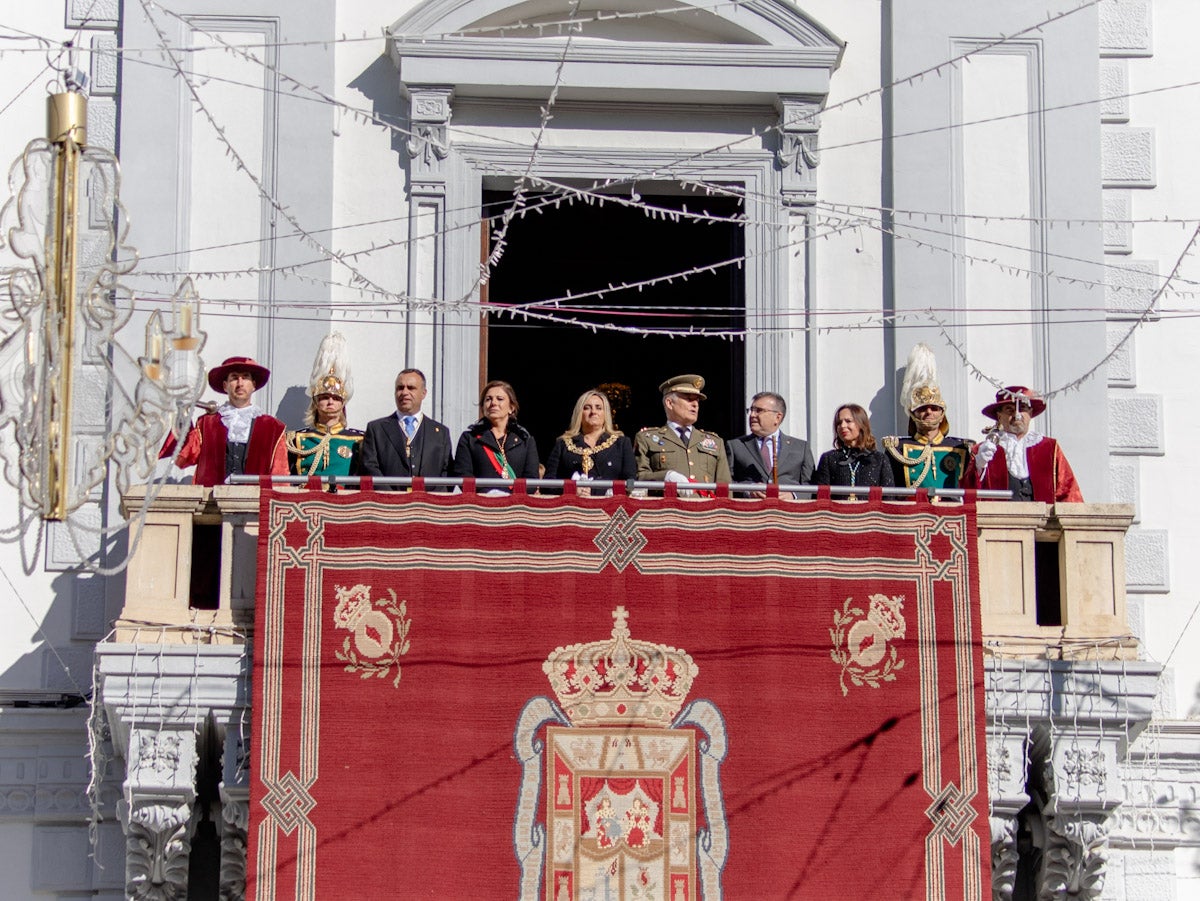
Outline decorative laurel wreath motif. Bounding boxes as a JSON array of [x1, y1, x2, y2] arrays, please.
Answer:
[[332, 584, 411, 688], [829, 594, 907, 697]]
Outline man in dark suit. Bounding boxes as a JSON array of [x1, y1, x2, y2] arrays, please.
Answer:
[[726, 392, 815, 497], [361, 368, 453, 486]]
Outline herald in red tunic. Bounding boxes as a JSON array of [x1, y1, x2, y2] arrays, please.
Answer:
[[969, 436, 1082, 503], [172, 411, 288, 486]]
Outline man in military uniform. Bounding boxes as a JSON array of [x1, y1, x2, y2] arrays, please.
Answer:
[[882, 344, 971, 490], [635, 374, 732, 492]]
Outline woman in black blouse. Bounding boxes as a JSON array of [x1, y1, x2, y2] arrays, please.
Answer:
[[454, 380, 540, 486], [814, 403, 894, 494], [544, 390, 636, 492]]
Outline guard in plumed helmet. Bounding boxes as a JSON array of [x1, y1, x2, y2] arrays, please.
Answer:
[[164, 355, 288, 486], [286, 332, 364, 477], [634, 374, 731, 493], [882, 344, 972, 490]]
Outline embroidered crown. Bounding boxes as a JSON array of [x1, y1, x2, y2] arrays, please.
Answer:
[[543, 606, 698, 727]]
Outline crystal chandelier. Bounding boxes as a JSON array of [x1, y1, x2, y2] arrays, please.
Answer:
[[0, 85, 206, 523]]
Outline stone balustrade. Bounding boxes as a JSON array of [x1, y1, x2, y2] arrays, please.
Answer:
[[116, 487, 1139, 660]]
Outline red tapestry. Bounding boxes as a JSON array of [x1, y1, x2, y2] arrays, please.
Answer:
[[248, 488, 990, 900]]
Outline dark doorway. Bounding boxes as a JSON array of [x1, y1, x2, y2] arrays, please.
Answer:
[[482, 188, 745, 461]]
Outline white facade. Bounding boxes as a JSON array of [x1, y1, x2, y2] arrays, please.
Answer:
[[1, 0, 1199, 898]]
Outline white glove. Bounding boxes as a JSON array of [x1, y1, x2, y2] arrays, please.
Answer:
[[974, 439, 997, 471], [663, 470, 694, 497]]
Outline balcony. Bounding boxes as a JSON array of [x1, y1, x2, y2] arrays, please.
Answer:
[[96, 485, 1154, 900], [113, 485, 1139, 659]]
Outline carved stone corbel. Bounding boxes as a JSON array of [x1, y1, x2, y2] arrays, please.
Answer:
[[1039, 813, 1109, 900], [986, 729, 1029, 901], [119, 726, 199, 901], [990, 814, 1020, 901], [1035, 727, 1122, 901], [119, 797, 194, 901], [406, 86, 453, 185], [775, 94, 822, 207], [219, 720, 250, 901]]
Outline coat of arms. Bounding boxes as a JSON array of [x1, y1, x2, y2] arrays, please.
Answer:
[[332, 583, 411, 688], [830, 593, 907, 696], [515, 607, 727, 900]]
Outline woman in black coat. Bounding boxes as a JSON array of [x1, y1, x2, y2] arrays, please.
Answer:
[[814, 403, 894, 494], [544, 390, 636, 492], [454, 380, 540, 486]]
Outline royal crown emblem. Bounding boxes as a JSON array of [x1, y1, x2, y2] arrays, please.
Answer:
[[543, 606, 698, 727]]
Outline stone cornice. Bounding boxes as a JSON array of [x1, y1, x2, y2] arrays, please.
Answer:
[[985, 659, 1161, 732]]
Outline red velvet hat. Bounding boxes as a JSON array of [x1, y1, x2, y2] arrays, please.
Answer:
[[208, 356, 270, 393], [982, 386, 1046, 421]]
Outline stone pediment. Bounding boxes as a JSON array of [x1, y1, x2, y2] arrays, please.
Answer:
[[387, 0, 843, 102]]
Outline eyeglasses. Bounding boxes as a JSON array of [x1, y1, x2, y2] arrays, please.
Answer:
[[747, 406, 782, 416]]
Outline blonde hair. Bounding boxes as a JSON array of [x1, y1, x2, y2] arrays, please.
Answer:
[[559, 390, 621, 440]]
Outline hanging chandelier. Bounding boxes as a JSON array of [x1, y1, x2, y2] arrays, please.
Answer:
[[0, 84, 206, 523]]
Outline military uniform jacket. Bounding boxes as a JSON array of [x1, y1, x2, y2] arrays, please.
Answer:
[[882, 434, 971, 489], [634, 425, 732, 485]]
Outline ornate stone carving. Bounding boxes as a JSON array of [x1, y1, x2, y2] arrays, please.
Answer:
[[990, 814, 1019, 901], [136, 733, 184, 778], [120, 798, 194, 901], [1038, 814, 1109, 901], [220, 722, 250, 901], [406, 86, 453, 182], [219, 795, 248, 901], [775, 94, 822, 206], [1062, 748, 1107, 792]]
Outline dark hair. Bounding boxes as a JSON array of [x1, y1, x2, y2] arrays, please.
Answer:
[[832, 403, 876, 451], [752, 391, 786, 416], [478, 380, 520, 418], [396, 368, 427, 388]]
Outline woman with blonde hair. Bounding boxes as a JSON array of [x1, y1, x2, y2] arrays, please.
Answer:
[[544, 390, 637, 489], [814, 403, 894, 494]]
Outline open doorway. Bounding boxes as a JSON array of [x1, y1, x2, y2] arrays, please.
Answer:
[[481, 187, 746, 460]]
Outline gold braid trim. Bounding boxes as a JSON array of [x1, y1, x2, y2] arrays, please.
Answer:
[[286, 431, 333, 474], [562, 433, 620, 475], [883, 436, 934, 486]]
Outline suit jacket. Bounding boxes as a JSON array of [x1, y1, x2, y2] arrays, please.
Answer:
[[361, 413, 453, 484], [726, 432, 815, 489]]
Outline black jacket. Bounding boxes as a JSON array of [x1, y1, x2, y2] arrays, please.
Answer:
[[453, 420, 540, 481], [544, 433, 637, 483], [814, 446, 895, 488], [361, 413, 453, 483]]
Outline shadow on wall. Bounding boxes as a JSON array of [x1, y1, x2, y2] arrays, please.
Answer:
[[347, 53, 410, 164]]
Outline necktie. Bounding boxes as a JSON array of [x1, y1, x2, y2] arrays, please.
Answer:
[[403, 416, 416, 440], [760, 435, 773, 471], [676, 426, 690, 445]]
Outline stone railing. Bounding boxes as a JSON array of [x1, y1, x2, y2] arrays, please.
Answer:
[[976, 501, 1137, 660], [116, 487, 1138, 659]]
